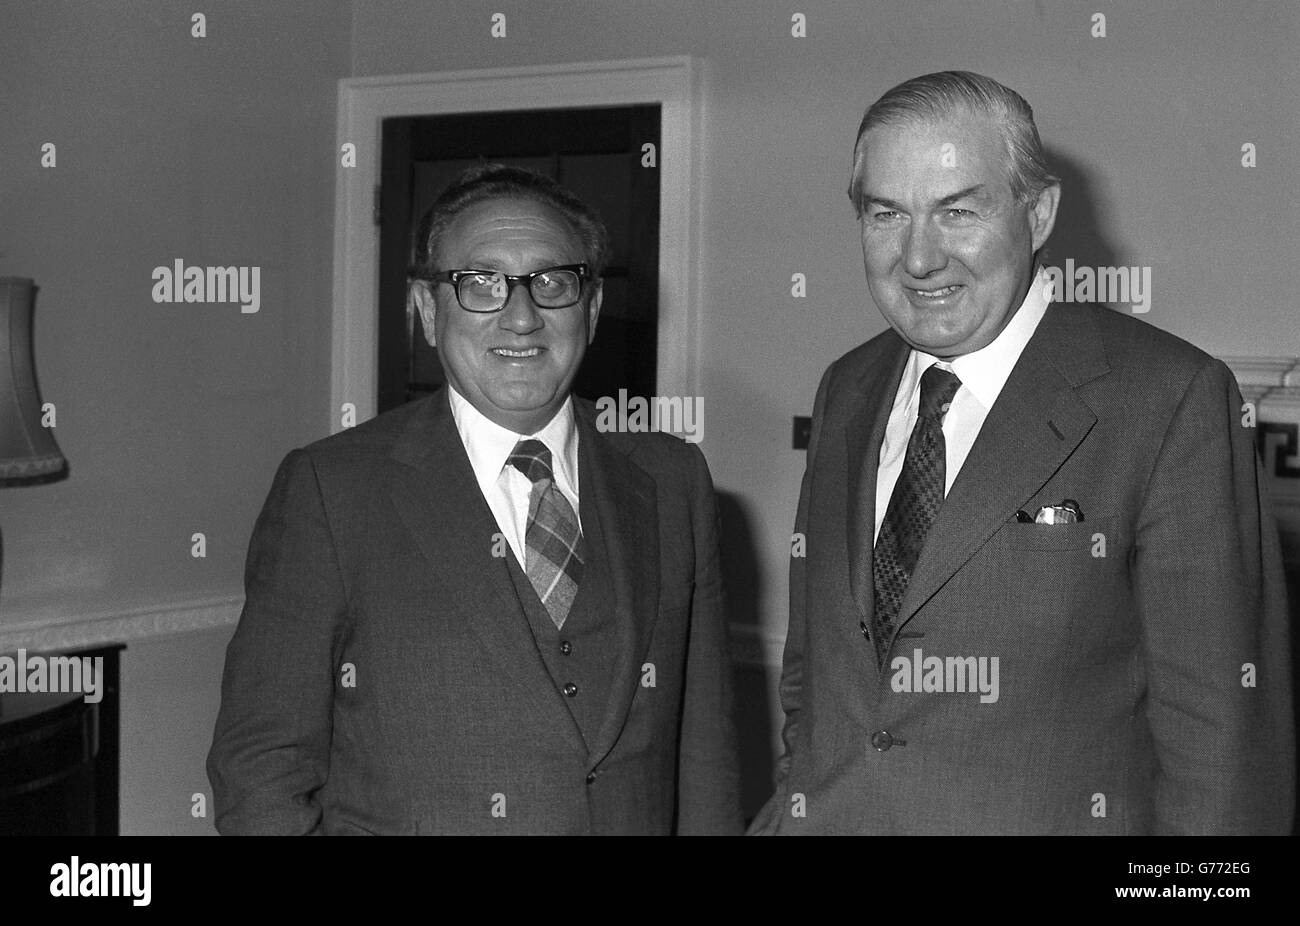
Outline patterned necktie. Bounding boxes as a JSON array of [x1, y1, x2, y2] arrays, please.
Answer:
[[870, 365, 963, 666], [507, 439, 585, 629]]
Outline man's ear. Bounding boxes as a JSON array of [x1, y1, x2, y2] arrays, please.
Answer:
[[586, 279, 603, 345], [409, 278, 438, 347], [1029, 182, 1061, 253]]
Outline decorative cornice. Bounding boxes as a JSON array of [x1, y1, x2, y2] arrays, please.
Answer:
[[0, 452, 66, 480], [0, 599, 789, 667], [1220, 356, 1300, 405], [0, 596, 242, 654], [1260, 386, 1300, 413], [1219, 355, 1297, 385]]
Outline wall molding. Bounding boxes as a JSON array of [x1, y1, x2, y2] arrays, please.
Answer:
[[331, 56, 703, 430], [3, 596, 785, 667], [1222, 355, 1300, 517], [0, 596, 242, 654], [1220, 355, 1300, 404]]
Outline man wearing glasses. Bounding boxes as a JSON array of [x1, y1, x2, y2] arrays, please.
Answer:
[[208, 164, 742, 835]]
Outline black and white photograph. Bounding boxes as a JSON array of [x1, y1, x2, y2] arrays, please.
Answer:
[[1, 0, 1296, 906]]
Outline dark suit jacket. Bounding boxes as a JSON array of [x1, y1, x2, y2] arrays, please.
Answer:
[[208, 389, 741, 835], [750, 302, 1295, 835]]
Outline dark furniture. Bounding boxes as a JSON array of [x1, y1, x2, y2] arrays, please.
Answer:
[[0, 644, 121, 835]]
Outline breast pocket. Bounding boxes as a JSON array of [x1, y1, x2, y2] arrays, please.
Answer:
[[964, 515, 1125, 640], [993, 516, 1113, 553]]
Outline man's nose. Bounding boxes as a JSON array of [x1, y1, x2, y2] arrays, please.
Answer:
[[902, 219, 946, 278], [497, 281, 543, 333]]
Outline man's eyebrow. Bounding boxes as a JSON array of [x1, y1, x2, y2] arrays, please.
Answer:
[[861, 184, 991, 211], [455, 257, 512, 272], [938, 184, 989, 206], [861, 192, 906, 211]]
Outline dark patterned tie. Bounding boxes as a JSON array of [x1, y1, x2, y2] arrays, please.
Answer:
[[507, 439, 585, 629], [871, 365, 963, 666]]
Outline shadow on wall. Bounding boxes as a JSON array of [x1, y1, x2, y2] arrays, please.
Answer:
[[1053, 145, 1299, 833], [715, 489, 774, 824], [1043, 145, 1126, 281]]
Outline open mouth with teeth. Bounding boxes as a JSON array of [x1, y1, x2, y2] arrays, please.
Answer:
[[491, 347, 544, 359], [907, 284, 963, 300]]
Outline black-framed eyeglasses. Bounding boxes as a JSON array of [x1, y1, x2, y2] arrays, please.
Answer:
[[428, 263, 591, 313]]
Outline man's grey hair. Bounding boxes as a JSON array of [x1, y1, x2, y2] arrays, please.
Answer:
[[412, 163, 611, 278], [847, 70, 1059, 215]]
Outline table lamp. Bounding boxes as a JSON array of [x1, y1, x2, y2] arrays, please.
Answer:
[[1, 277, 66, 484]]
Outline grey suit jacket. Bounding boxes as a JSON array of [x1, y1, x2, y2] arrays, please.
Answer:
[[208, 389, 742, 835], [750, 302, 1294, 834]]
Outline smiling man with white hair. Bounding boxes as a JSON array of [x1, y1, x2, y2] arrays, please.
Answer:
[[210, 164, 741, 836], [751, 71, 1293, 835]]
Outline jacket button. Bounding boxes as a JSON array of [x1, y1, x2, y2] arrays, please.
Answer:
[[563, 682, 579, 697], [859, 621, 870, 640], [585, 771, 597, 784], [870, 730, 894, 751], [559, 640, 572, 655]]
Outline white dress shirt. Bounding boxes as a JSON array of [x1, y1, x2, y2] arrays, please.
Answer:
[[448, 386, 581, 569], [873, 267, 1053, 543]]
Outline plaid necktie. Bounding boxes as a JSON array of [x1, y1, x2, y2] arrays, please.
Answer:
[[870, 365, 962, 666], [507, 439, 585, 629]]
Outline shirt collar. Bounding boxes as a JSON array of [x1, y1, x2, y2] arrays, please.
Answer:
[[906, 265, 1052, 411], [448, 386, 579, 497]]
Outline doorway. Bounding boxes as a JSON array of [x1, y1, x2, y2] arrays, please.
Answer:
[[330, 57, 700, 430], [377, 106, 661, 413]]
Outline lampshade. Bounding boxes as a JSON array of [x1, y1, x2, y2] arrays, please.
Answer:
[[0, 277, 66, 481]]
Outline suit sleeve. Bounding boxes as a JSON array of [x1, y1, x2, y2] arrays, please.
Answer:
[[1134, 358, 1295, 834], [206, 449, 348, 835], [747, 365, 833, 835], [674, 441, 745, 835]]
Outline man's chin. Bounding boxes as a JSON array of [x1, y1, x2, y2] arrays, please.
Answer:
[[892, 323, 970, 357], [476, 386, 567, 428]]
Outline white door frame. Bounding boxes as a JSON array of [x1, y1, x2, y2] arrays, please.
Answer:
[[330, 56, 702, 429]]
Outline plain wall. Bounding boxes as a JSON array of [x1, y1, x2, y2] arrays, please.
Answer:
[[0, 0, 352, 833], [119, 623, 235, 835], [2, 0, 1295, 831]]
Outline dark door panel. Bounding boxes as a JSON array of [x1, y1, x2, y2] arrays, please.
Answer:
[[378, 106, 661, 412]]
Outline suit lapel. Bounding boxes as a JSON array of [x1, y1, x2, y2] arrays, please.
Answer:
[[573, 402, 661, 767], [892, 304, 1110, 633], [846, 335, 910, 622], [386, 388, 586, 756]]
